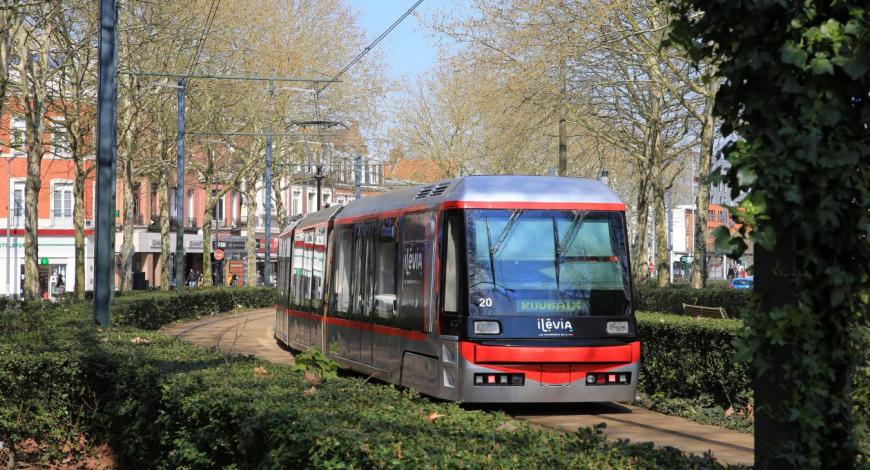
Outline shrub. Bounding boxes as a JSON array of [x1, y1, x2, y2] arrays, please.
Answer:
[[1, 302, 736, 468], [634, 285, 750, 318], [636, 312, 750, 409], [112, 287, 275, 329]]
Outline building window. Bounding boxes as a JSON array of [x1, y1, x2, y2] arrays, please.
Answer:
[[187, 190, 195, 226], [51, 122, 69, 157], [11, 117, 25, 153], [52, 183, 73, 227], [212, 190, 224, 224], [292, 190, 301, 216], [307, 191, 315, 214], [11, 182, 24, 227], [132, 185, 140, 223]]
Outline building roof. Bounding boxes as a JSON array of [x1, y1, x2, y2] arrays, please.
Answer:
[[384, 159, 447, 184]]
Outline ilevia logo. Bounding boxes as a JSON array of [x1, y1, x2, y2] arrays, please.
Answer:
[[536, 318, 574, 337]]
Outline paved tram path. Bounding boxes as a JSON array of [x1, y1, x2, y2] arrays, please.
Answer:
[[162, 309, 754, 467]]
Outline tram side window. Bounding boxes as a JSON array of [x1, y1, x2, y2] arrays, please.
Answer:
[[332, 227, 353, 318], [311, 228, 326, 309], [373, 219, 398, 323], [301, 229, 314, 307], [291, 232, 305, 307]]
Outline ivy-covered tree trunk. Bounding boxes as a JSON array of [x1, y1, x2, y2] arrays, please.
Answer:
[[690, 75, 718, 289], [668, 1, 869, 467]]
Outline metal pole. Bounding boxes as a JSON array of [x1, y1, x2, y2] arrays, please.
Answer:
[[175, 78, 186, 291], [6, 158, 11, 298], [354, 154, 361, 200], [94, 0, 118, 326], [315, 165, 323, 211], [263, 130, 272, 287]]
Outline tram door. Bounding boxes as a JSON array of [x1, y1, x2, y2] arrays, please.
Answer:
[[352, 221, 377, 364]]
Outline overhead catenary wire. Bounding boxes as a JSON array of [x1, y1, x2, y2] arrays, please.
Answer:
[[185, 0, 221, 82], [318, 0, 424, 93]]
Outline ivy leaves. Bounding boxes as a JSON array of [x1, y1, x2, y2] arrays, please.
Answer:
[[664, 0, 869, 466]]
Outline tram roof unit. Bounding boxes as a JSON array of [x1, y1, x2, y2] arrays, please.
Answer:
[[294, 176, 624, 228], [293, 204, 343, 230]]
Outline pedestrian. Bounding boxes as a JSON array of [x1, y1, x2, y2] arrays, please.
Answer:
[[738, 265, 746, 278], [727, 266, 735, 279]]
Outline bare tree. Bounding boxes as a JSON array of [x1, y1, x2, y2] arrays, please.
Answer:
[[15, 2, 57, 300]]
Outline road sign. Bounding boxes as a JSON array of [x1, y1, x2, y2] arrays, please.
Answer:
[[214, 248, 225, 261], [40, 257, 49, 265]]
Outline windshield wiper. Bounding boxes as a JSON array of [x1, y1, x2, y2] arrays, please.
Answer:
[[560, 210, 587, 256], [490, 210, 524, 257], [553, 216, 561, 290], [484, 216, 498, 288]]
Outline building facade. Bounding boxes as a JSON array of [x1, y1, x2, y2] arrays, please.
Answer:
[[0, 107, 96, 298]]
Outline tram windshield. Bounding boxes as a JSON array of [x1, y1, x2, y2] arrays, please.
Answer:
[[466, 209, 631, 317]]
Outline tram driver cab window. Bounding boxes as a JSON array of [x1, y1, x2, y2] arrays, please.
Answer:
[[374, 219, 398, 321], [443, 212, 462, 314]]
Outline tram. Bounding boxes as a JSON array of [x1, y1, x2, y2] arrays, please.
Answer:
[[275, 176, 639, 402]]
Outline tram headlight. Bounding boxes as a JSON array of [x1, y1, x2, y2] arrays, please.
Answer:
[[474, 321, 501, 335], [606, 321, 629, 335]]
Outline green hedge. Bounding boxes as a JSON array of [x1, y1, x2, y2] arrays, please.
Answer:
[[636, 312, 750, 409], [637, 311, 869, 440], [0, 303, 736, 468], [112, 287, 275, 329], [634, 286, 750, 318]]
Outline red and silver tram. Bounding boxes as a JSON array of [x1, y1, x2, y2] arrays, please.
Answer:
[[275, 176, 639, 402]]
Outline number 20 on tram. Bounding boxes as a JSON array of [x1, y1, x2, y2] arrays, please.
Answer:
[[275, 175, 639, 402]]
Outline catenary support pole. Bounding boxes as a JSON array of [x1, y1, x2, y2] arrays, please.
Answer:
[[175, 78, 186, 291], [315, 165, 323, 211], [94, 0, 118, 326], [354, 154, 361, 200], [6, 158, 11, 298], [263, 130, 272, 287]]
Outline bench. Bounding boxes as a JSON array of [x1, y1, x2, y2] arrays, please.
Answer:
[[682, 303, 729, 319]]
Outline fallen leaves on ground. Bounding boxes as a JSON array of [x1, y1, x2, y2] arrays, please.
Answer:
[[303, 386, 317, 396], [496, 421, 518, 432], [724, 406, 734, 417], [130, 336, 150, 344], [302, 371, 321, 386], [425, 412, 444, 422], [253, 366, 272, 378]]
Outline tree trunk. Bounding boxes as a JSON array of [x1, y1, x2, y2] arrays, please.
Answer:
[[557, 57, 567, 176], [17, 22, 50, 301], [654, 187, 669, 287], [73, 161, 86, 300], [202, 207, 213, 287], [690, 76, 719, 288], [159, 175, 170, 289], [23, 127, 41, 301], [244, 179, 258, 286], [119, 156, 135, 291], [631, 179, 651, 285]]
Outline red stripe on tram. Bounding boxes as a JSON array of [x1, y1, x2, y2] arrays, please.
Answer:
[[278, 305, 428, 342], [440, 201, 626, 211]]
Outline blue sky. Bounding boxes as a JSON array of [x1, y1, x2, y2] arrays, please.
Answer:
[[345, 0, 444, 82]]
